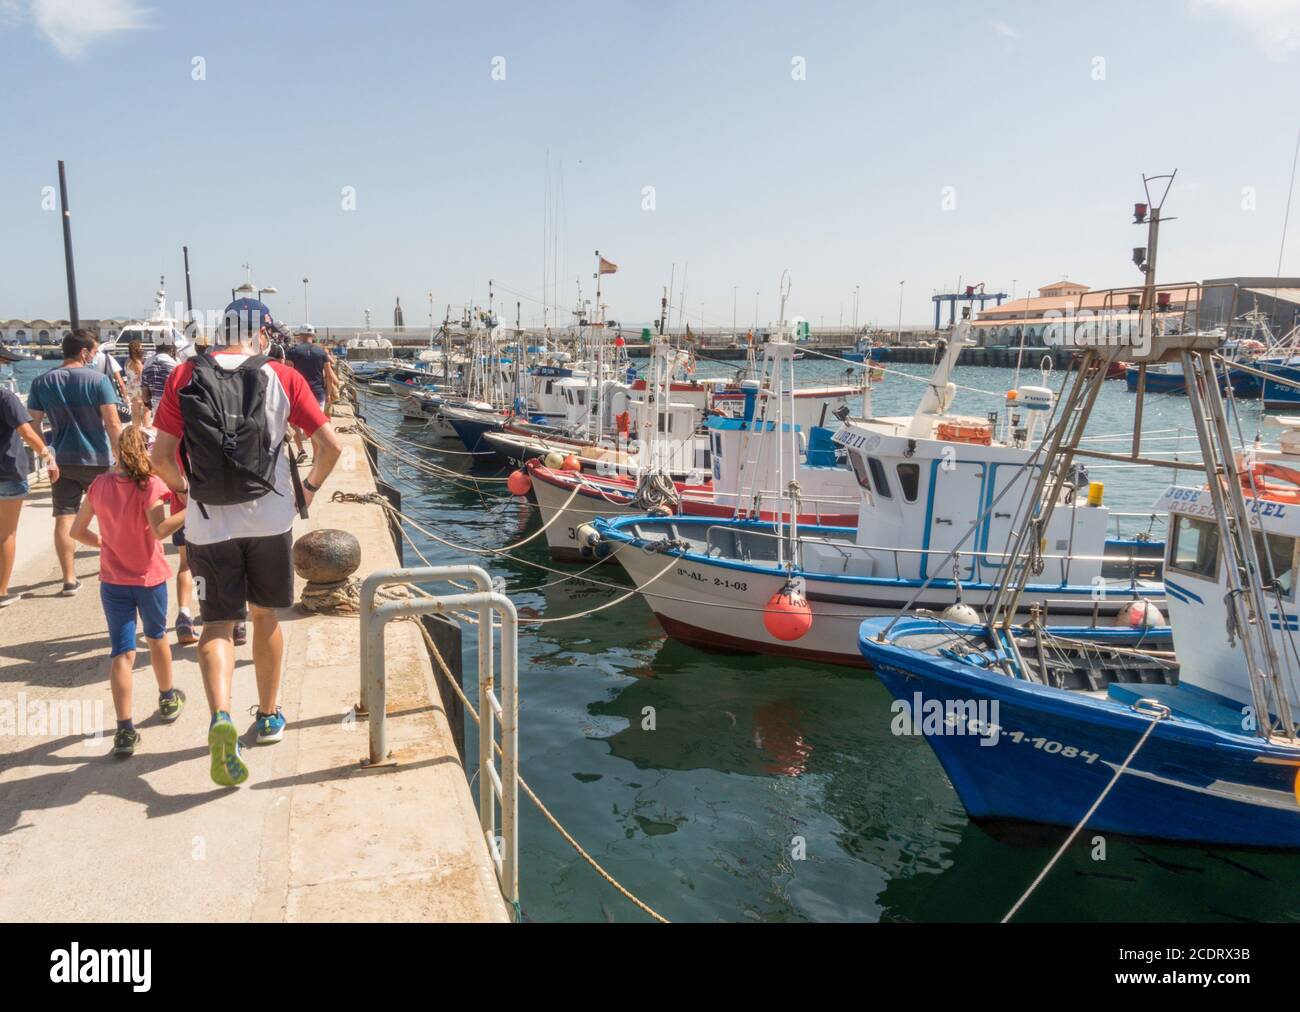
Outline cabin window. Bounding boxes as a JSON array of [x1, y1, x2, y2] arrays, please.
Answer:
[[868, 457, 892, 499], [849, 450, 872, 491], [1254, 530, 1296, 600], [1168, 515, 1219, 579], [545, 381, 553, 394], [896, 463, 920, 502]]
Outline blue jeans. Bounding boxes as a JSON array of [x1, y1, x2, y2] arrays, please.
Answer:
[[0, 477, 28, 500], [100, 582, 169, 657]]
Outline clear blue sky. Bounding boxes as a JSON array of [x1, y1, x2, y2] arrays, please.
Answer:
[[2, 0, 1298, 329]]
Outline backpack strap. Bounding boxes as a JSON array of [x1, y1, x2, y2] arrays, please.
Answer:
[[285, 438, 308, 519]]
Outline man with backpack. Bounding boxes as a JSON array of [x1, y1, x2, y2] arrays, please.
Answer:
[[150, 298, 342, 787]]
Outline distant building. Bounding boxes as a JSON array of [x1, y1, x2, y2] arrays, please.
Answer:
[[1198, 278, 1300, 336], [0, 319, 129, 346], [972, 281, 1197, 348]]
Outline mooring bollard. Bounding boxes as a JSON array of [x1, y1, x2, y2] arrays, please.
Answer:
[[294, 529, 363, 613]]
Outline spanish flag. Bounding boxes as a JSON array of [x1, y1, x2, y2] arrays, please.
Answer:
[[598, 256, 619, 275]]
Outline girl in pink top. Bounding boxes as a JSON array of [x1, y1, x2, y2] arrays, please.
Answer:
[[71, 425, 188, 757]]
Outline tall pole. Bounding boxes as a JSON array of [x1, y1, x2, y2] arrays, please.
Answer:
[[57, 160, 79, 329], [303, 277, 311, 324], [732, 286, 737, 338], [896, 281, 905, 344], [754, 290, 759, 331], [593, 250, 602, 325], [182, 245, 194, 320]]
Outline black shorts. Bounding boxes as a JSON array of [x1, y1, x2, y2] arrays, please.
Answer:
[[186, 531, 294, 622], [52, 464, 109, 516]]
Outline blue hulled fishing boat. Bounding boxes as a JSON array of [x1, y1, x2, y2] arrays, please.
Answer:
[[861, 270, 1300, 848]]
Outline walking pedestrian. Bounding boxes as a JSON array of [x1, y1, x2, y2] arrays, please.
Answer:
[[25, 330, 122, 596], [150, 298, 341, 786], [0, 355, 60, 607], [285, 324, 338, 462], [71, 424, 187, 756], [141, 340, 200, 642]]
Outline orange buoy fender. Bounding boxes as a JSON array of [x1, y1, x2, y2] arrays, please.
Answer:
[[507, 470, 532, 496], [764, 577, 813, 641]]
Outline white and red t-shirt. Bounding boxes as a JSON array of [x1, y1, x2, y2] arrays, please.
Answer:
[[154, 351, 327, 545]]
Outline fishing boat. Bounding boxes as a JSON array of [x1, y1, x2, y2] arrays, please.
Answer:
[[593, 318, 1165, 666], [340, 310, 395, 363], [519, 348, 865, 560], [1124, 335, 1262, 396], [861, 290, 1300, 847], [100, 278, 191, 358]]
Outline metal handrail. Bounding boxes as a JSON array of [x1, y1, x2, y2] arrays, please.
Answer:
[[359, 565, 518, 908], [699, 524, 1162, 567]]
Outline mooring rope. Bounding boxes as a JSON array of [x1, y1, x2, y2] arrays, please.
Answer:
[[1001, 701, 1169, 923], [412, 619, 670, 923]]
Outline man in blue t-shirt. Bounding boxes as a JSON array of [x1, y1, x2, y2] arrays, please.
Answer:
[[26, 330, 122, 596], [284, 324, 337, 463]]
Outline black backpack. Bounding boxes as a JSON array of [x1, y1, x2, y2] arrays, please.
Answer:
[[177, 354, 306, 518]]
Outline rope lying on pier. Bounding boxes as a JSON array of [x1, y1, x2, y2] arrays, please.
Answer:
[[1001, 702, 1169, 923], [411, 614, 670, 924]]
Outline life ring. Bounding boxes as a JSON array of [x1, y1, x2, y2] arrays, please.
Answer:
[[1240, 461, 1300, 503], [936, 420, 993, 446]]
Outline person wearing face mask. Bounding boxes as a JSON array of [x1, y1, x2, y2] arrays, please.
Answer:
[[150, 298, 342, 786], [24, 330, 123, 596]]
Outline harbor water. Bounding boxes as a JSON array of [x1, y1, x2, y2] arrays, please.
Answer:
[[14, 357, 1299, 922]]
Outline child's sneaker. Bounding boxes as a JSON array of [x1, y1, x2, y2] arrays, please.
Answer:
[[158, 688, 186, 723], [112, 727, 140, 757], [254, 706, 286, 745], [208, 711, 248, 786]]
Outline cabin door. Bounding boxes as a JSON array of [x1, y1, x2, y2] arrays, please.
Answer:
[[922, 461, 985, 582], [979, 462, 1039, 577]]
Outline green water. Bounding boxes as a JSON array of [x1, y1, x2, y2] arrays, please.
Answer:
[[17, 358, 1298, 922]]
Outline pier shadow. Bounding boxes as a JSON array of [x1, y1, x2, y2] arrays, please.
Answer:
[[0, 730, 223, 836], [0, 630, 113, 689], [248, 752, 459, 792]]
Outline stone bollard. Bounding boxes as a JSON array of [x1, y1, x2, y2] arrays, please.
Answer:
[[295, 529, 363, 613]]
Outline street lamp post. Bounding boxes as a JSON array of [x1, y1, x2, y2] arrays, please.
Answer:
[[302, 278, 311, 324], [896, 281, 905, 344]]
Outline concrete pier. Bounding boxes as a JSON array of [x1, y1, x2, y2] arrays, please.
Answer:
[[0, 406, 508, 922]]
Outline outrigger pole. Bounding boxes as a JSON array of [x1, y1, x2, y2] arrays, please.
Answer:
[[57, 160, 79, 329], [1131, 170, 1178, 462]]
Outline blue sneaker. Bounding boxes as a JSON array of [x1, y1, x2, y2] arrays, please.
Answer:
[[209, 711, 249, 786], [254, 706, 286, 745]]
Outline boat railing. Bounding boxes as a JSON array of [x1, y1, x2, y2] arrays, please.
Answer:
[[700, 524, 1162, 586], [1106, 510, 1168, 541]]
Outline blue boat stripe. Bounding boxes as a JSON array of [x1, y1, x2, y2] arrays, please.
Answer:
[[1163, 577, 1203, 604]]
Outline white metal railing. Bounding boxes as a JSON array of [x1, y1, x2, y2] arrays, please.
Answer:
[[360, 565, 518, 908], [692, 523, 1164, 587]]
